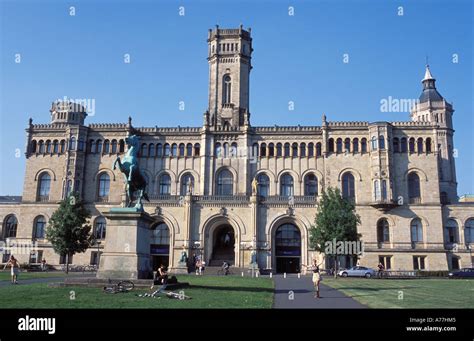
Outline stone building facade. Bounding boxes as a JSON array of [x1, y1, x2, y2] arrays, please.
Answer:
[[1, 26, 473, 273]]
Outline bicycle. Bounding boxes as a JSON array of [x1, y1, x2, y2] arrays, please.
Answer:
[[103, 280, 135, 294], [217, 268, 233, 276]]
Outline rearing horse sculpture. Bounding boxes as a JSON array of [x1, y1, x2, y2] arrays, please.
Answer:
[[113, 135, 150, 210]]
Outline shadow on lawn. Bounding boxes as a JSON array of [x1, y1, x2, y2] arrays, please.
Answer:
[[189, 284, 273, 293]]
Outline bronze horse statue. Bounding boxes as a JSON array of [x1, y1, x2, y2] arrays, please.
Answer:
[[113, 135, 150, 210]]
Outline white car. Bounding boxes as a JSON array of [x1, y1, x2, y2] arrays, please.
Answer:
[[338, 266, 376, 278]]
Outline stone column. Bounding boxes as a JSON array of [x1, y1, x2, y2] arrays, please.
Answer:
[[97, 209, 154, 279], [249, 194, 258, 271]]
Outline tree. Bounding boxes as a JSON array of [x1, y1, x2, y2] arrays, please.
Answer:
[[46, 193, 92, 273], [309, 187, 361, 278]]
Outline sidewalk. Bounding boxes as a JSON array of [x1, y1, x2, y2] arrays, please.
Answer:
[[273, 274, 366, 309]]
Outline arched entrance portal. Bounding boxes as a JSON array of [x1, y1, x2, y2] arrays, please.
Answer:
[[275, 223, 301, 273], [210, 225, 235, 266], [150, 222, 170, 270]]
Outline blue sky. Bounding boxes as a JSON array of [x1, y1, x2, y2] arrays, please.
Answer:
[[0, 0, 472, 195]]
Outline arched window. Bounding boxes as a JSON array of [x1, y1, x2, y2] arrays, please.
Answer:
[[292, 143, 298, 157], [251, 143, 258, 158], [379, 136, 385, 150], [260, 143, 267, 157], [98, 173, 110, 199], [159, 174, 172, 195], [307, 143, 314, 157], [465, 219, 474, 244], [328, 138, 334, 153], [316, 142, 322, 157], [89, 140, 95, 153], [69, 137, 76, 150], [4, 215, 18, 238], [276, 143, 282, 157], [425, 138, 432, 153], [38, 172, 51, 200], [111, 140, 118, 154], [216, 169, 233, 195], [284, 143, 290, 157], [101, 140, 109, 154], [230, 142, 237, 158], [409, 138, 415, 153], [408, 172, 421, 204], [186, 143, 193, 157], [381, 180, 387, 200], [400, 137, 407, 152], [96, 140, 103, 154], [410, 218, 423, 243], [46, 140, 52, 153], [33, 216, 46, 239], [148, 143, 155, 157], [371, 136, 377, 151], [393, 138, 400, 153], [119, 139, 125, 153], [268, 143, 275, 157], [361, 138, 367, 153], [417, 138, 423, 153], [257, 173, 270, 198], [374, 180, 381, 201], [180, 173, 195, 195], [223, 75, 232, 104], [53, 140, 59, 154], [30, 140, 37, 154], [336, 138, 343, 153], [194, 143, 201, 156], [94, 216, 107, 240], [179, 143, 185, 157], [352, 138, 359, 153], [171, 144, 177, 157], [78, 138, 85, 151], [342, 173, 355, 202], [157, 143, 163, 157], [151, 223, 170, 245], [280, 173, 294, 197], [214, 142, 224, 158], [140, 143, 147, 157], [440, 191, 449, 205], [38, 140, 45, 153], [300, 143, 306, 157], [445, 219, 458, 244], [164, 144, 170, 157], [304, 174, 318, 196], [344, 138, 351, 153], [377, 219, 390, 243], [60, 140, 66, 153]]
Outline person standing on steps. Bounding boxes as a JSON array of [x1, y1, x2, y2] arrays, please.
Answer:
[[302, 259, 323, 298]]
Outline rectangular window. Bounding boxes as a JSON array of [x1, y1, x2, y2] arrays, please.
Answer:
[[413, 256, 426, 270], [59, 254, 73, 265], [378, 256, 392, 270], [29, 251, 43, 264], [90, 251, 101, 265]]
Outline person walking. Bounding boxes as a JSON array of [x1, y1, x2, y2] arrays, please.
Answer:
[[3, 255, 20, 284], [303, 259, 322, 298], [377, 262, 385, 278]]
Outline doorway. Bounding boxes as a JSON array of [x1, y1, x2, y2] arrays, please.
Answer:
[[211, 225, 235, 266], [275, 223, 301, 273]]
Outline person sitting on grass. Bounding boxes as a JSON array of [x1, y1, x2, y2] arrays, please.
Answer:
[[3, 255, 20, 284]]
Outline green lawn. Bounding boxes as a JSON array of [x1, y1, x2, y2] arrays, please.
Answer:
[[0, 275, 274, 309], [323, 277, 474, 308]]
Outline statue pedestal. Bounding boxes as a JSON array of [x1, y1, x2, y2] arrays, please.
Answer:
[[97, 209, 154, 280], [172, 262, 189, 274]]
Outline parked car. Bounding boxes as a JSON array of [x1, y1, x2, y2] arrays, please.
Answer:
[[338, 266, 376, 278], [448, 268, 474, 279]]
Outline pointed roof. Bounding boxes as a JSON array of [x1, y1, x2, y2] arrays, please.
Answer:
[[419, 64, 443, 103], [422, 64, 435, 81]]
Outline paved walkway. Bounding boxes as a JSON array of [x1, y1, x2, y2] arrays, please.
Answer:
[[0, 273, 92, 287], [273, 274, 366, 309]]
